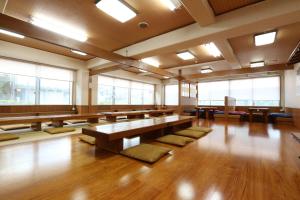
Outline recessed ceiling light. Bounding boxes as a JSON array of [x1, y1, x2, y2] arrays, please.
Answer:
[[177, 51, 195, 60], [71, 49, 87, 56], [31, 15, 88, 42], [163, 76, 170, 79], [0, 29, 24, 39], [254, 31, 276, 46], [202, 42, 221, 57], [139, 69, 147, 73], [250, 61, 265, 68], [96, 0, 136, 23], [201, 67, 213, 74], [141, 58, 160, 68], [161, 0, 181, 11]]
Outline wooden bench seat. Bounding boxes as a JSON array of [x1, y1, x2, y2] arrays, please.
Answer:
[[101, 109, 175, 122], [0, 113, 104, 131]]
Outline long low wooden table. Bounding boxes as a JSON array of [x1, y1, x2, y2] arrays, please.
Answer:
[[83, 115, 194, 153], [101, 109, 175, 122], [0, 113, 104, 131]]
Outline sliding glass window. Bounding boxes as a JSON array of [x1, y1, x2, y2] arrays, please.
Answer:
[[0, 58, 74, 105], [98, 75, 155, 105], [198, 76, 280, 106], [165, 84, 178, 105]]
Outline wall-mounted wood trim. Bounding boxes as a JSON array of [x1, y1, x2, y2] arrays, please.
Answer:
[[184, 64, 293, 80], [0, 14, 175, 78]]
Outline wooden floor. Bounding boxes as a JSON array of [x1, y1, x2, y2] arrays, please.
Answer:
[[0, 119, 299, 200]]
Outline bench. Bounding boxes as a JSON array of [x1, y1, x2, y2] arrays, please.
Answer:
[[101, 109, 175, 122], [82, 115, 194, 153], [0, 113, 104, 131]]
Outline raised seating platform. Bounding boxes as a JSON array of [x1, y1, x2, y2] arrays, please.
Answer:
[[82, 115, 194, 153]]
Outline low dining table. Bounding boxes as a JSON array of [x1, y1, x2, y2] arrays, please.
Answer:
[[195, 106, 218, 119], [248, 107, 270, 123]]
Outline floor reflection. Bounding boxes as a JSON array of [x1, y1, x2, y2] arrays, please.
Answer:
[[198, 122, 281, 161]]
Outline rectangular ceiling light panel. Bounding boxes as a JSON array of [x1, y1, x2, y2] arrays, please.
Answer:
[[0, 29, 24, 38], [254, 31, 276, 46], [31, 15, 88, 42], [96, 0, 136, 23], [177, 51, 195, 60], [202, 42, 221, 57], [201, 67, 213, 73], [71, 50, 87, 56], [141, 58, 160, 68], [250, 61, 265, 68]]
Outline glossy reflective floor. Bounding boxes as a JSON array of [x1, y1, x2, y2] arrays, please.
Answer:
[[0, 119, 299, 200]]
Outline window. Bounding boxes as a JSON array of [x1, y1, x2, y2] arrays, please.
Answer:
[[40, 79, 72, 105], [252, 77, 280, 106], [230, 79, 252, 106], [143, 84, 155, 105], [0, 58, 74, 105], [0, 73, 36, 105], [130, 82, 143, 105], [97, 75, 155, 105], [198, 77, 280, 106], [182, 82, 189, 97], [198, 81, 229, 105], [190, 84, 197, 98], [114, 79, 130, 105], [165, 84, 178, 105]]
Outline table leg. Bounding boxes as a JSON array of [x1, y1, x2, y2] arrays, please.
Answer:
[[249, 112, 253, 123], [264, 112, 269, 123], [87, 118, 99, 123], [31, 122, 42, 131], [205, 110, 209, 119], [52, 120, 64, 127], [106, 116, 117, 122], [96, 137, 123, 153]]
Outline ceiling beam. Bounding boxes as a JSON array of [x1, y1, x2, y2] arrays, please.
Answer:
[[180, 0, 215, 26], [214, 39, 241, 68], [113, 0, 300, 58], [184, 64, 293, 80], [89, 65, 123, 76], [0, 13, 175, 78]]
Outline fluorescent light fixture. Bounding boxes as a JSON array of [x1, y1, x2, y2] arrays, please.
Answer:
[[161, 0, 181, 11], [177, 51, 195, 60], [141, 58, 160, 68], [163, 76, 170, 79], [71, 49, 87, 56], [0, 29, 24, 39], [201, 67, 213, 74], [31, 15, 88, 42], [254, 31, 276, 46], [202, 42, 221, 57], [250, 61, 265, 68], [139, 69, 147, 73], [96, 0, 136, 23]]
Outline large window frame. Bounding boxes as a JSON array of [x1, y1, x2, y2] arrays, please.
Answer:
[[97, 75, 155, 105], [0, 58, 74, 105], [198, 76, 281, 107]]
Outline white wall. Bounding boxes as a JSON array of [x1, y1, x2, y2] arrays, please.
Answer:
[[284, 63, 300, 108], [0, 40, 86, 70]]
